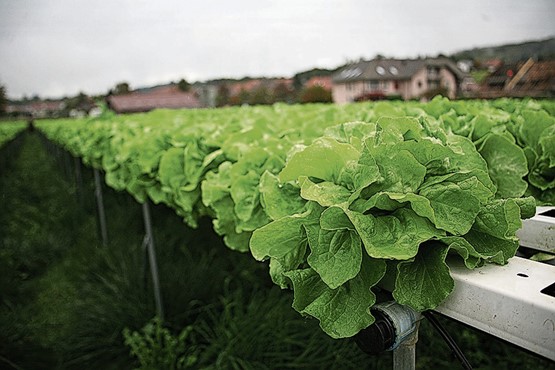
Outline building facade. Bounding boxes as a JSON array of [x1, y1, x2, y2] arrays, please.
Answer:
[[106, 84, 201, 113], [332, 58, 464, 103]]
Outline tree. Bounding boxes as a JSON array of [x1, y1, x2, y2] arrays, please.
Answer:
[[272, 82, 294, 103], [177, 78, 191, 92], [60, 92, 93, 117], [292, 68, 335, 91], [299, 85, 332, 103], [111, 82, 130, 95], [238, 88, 250, 105], [229, 88, 250, 106], [0, 84, 6, 115], [66, 92, 90, 109], [249, 86, 271, 105], [216, 84, 230, 107]]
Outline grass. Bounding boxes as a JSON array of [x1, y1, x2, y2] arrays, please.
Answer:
[[191, 287, 377, 370], [0, 133, 79, 369]]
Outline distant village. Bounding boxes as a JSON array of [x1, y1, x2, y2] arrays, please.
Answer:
[[3, 39, 555, 119]]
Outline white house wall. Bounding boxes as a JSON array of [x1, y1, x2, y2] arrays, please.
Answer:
[[332, 83, 348, 104], [409, 68, 429, 99], [332, 81, 365, 104], [439, 68, 457, 99]]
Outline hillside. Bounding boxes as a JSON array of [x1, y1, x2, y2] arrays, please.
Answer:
[[451, 37, 555, 62]]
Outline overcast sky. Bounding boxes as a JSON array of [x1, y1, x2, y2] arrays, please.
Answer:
[[1, 0, 554, 99]]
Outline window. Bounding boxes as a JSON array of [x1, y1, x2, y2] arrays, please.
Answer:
[[389, 66, 398, 75], [417, 81, 422, 89], [427, 66, 439, 76], [366, 80, 379, 91], [376, 66, 386, 75]]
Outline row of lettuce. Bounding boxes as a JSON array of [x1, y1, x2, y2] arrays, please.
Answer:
[[0, 121, 28, 148], [35, 98, 554, 339]]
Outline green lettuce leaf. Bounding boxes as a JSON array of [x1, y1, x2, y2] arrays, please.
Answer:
[[346, 208, 443, 260], [307, 207, 362, 288], [279, 137, 360, 183], [362, 142, 427, 197], [286, 257, 386, 338], [418, 182, 481, 235], [393, 242, 454, 311], [299, 176, 351, 207], [478, 133, 528, 198], [259, 171, 306, 221], [249, 214, 305, 261]]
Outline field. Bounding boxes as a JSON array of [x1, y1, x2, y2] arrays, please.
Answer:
[[0, 98, 554, 369]]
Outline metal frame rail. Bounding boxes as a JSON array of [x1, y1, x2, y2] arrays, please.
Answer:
[[390, 207, 555, 369], [517, 206, 555, 254], [436, 207, 555, 362], [436, 255, 554, 361]]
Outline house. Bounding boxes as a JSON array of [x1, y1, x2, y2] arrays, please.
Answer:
[[479, 59, 555, 98], [515, 60, 555, 95], [481, 62, 520, 91], [456, 60, 474, 74], [331, 58, 465, 103], [106, 84, 201, 113], [215, 78, 294, 106], [192, 82, 218, 108], [227, 78, 293, 96], [483, 59, 503, 73], [6, 100, 65, 118]]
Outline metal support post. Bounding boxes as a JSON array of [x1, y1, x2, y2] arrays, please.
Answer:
[[355, 301, 421, 370], [393, 323, 418, 370], [142, 201, 164, 320], [93, 168, 109, 247], [74, 156, 83, 206], [64, 151, 72, 179]]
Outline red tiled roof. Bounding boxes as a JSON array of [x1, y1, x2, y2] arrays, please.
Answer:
[[107, 85, 201, 113]]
